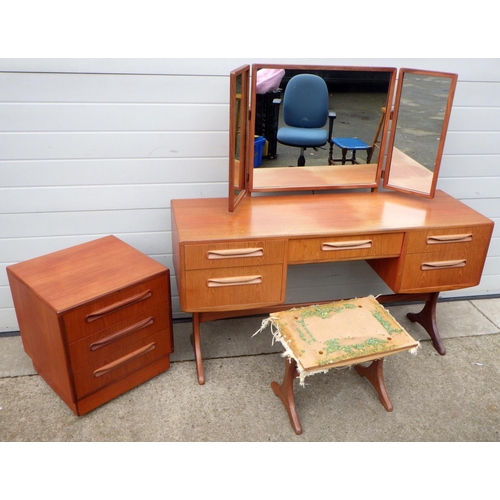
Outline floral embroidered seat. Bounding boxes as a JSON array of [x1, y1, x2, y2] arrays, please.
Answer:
[[257, 295, 419, 434]]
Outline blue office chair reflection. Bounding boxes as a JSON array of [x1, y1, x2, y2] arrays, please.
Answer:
[[277, 74, 335, 166]]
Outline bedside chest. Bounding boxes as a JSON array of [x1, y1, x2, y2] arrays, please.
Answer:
[[7, 236, 173, 416]]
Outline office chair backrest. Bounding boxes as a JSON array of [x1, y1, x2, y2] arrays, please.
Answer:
[[282, 74, 329, 129]]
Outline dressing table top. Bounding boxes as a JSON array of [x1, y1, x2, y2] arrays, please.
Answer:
[[172, 190, 493, 243]]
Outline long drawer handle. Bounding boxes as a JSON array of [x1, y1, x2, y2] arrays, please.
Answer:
[[421, 259, 466, 271], [89, 317, 155, 351], [207, 275, 262, 287], [93, 342, 156, 378], [85, 290, 153, 323], [207, 248, 264, 259], [427, 234, 473, 244], [322, 240, 372, 251]]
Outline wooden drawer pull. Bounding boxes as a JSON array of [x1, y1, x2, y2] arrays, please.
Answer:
[[89, 317, 154, 351], [93, 342, 156, 378], [207, 248, 264, 259], [427, 234, 473, 244], [322, 240, 372, 251], [207, 275, 262, 287], [421, 259, 466, 271], [85, 290, 153, 323]]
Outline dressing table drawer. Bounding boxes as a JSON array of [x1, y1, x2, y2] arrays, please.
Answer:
[[399, 250, 486, 292], [184, 239, 285, 270], [184, 264, 285, 310], [288, 233, 403, 264], [406, 226, 492, 254]]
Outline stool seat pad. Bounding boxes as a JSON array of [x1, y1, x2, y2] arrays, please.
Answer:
[[259, 296, 418, 385]]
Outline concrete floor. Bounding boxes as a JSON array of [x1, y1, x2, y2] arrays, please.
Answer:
[[1, 297, 499, 442]]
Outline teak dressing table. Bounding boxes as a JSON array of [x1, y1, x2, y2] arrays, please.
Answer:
[[171, 64, 494, 385]]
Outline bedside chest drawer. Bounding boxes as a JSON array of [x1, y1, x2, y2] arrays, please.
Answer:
[[68, 303, 170, 372], [406, 226, 492, 254], [184, 264, 285, 311], [184, 240, 285, 270], [288, 233, 403, 264], [63, 274, 170, 342], [73, 329, 172, 399]]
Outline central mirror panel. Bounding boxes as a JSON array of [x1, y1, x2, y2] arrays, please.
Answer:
[[248, 64, 396, 192]]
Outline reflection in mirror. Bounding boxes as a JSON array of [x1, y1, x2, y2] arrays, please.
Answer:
[[249, 65, 396, 192], [385, 69, 457, 198], [232, 73, 244, 189], [228, 65, 249, 211]]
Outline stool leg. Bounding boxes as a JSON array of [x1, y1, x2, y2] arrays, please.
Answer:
[[271, 358, 303, 435], [341, 148, 347, 165], [355, 358, 393, 412]]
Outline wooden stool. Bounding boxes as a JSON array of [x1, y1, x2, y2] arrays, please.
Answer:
[[259, 296, 419, 435]]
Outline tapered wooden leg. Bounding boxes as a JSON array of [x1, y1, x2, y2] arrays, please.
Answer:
[[271, 358, 303, 435], [191, 313, 205, 385], [407, 292, 446, 355], [355, 358, 393, 412]]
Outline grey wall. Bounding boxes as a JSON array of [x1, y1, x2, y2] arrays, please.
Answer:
[[1, 58, 499, 330]]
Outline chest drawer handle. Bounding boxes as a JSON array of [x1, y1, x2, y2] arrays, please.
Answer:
[[427, 234, 473, 244], [207, 275, 262, 287], [322, 240, 372, 251], [89, 317, 155, 351], [93, 342, 156, 378], [207, 248, 264, 259], [85, 290, 153, 323], [421, 259, 466, 271]]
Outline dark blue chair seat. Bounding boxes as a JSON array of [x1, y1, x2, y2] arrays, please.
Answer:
[[277, 127, 329, 148]]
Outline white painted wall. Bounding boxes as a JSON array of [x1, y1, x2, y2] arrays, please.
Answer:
[[1, 58, 499, 331]]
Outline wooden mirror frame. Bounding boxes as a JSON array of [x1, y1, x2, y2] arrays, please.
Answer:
[[228, 65, 250, 212], [383, 68, 458, 198]]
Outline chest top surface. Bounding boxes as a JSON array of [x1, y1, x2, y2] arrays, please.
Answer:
[[7, 235, 167, 312]]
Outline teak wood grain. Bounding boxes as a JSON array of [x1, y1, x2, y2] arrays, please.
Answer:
[[8, 235, 168, 314], [172, 190, 492, 243], [172, 190, 493, 311], [171, 189, 494, 384], [7, 236, 173, 415]]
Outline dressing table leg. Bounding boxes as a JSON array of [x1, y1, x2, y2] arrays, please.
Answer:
[[271, 358, 303, 435], [406, 292, 446, 355], [191, 313, 205, 385]]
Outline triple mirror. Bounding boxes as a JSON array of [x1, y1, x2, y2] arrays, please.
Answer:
[[229, 64, 458, 211]]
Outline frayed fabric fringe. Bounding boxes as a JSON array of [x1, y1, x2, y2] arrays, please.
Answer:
[[253, 315, 420, 387], [253, 316, 330, 387]]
